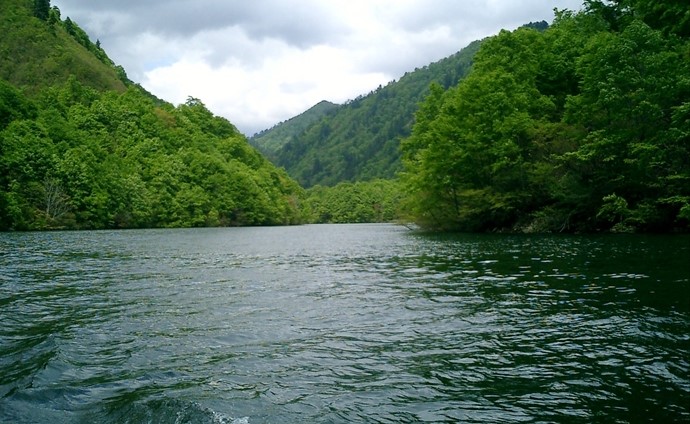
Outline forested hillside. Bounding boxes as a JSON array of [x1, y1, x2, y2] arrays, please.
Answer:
[[0, 0, 129, 94], [250, 100, 338, 160], [272, 40, 483, 187], [4, 0, 687, 233], [401, 0, 690, 233], [0, 0, 303, 230]]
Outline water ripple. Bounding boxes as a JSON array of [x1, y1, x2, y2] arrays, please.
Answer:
[[1, 226, 689, 423]]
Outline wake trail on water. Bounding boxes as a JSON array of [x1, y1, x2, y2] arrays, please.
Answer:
[[83, 397, 249, 424]]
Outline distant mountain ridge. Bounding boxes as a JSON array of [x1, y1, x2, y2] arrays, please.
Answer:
[[256, 40, 482, 187], [250, 100, 338, 160], [256, 21, 550, 188]]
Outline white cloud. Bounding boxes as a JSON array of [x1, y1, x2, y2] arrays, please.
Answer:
[[143, 40, 390, 134], [51, 0, 585, 135]]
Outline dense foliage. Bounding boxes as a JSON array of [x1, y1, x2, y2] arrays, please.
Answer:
[[303, 179, 402, 224], [271, 40, 482, 187], [5, 0, 688, 232], [0, 0, 307, 231], [0, 79, 304, 230], [401, 2, 690, 232]]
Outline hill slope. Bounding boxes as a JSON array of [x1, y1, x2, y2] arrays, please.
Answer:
[[0, 0, 129, 94], [0, 0, 303, 230], [250, 100, 338, 159], [268, 40, 482, 187]]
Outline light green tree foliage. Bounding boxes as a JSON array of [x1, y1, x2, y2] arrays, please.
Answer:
[[562, 18, 690, 231], [0, 0, 127, 94], [0, 80, 304, 230], [402, 28, 556, 231], [304, 179, 402, 224], [0, 0, 303, 231], [401, 6, 690, 232]]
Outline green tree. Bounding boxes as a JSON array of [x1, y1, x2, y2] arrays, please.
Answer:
[[33, 0, 50, 21], [401, 5, 689, 233], [563, 20, 690, 230], [402, 28, 555, 230], [585, 0, 690, 37], [303, 179, 402, 224], [0, 80, 36, 129]]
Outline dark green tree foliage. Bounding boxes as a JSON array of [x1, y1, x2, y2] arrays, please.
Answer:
[[33, 0, 50, 21], [522, 20, 549, 31], [47, 6, 60, 25], [0, 80, 36, 129], [272, 40, 482, 187], [585, 0, 690, 38], [0, 79, 304, 230], [401, 7, 690, 232]]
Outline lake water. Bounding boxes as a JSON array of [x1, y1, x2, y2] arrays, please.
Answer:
[[1, 224, 689, 423]]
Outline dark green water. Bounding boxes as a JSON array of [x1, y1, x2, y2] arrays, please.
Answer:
[[1, 224, 688, 423]]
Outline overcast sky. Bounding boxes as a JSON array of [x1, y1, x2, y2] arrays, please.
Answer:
[[50, 0, 584, 135]]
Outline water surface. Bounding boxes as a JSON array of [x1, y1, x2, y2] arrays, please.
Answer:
[[1, 224, 689, 423]]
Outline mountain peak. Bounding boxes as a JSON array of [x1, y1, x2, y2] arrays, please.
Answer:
[[263, 40, 482, 187], [250, 100, 339, 157]]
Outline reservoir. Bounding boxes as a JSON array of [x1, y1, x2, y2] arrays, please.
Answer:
[[1, 224, 688, 423]]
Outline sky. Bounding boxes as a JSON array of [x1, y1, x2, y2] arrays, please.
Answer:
[[50, 0, 584, 136]]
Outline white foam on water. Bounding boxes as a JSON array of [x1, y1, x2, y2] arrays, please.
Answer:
[[211, 409, 249, 424]]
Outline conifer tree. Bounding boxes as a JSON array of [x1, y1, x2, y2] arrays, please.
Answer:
[[33, 0, 51, 21]]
